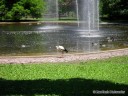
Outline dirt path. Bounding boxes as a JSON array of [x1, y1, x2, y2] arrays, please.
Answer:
[[0, 48, 128, 64]]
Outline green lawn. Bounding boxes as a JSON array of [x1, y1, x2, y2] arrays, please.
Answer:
[[0, 56, 128, 96]]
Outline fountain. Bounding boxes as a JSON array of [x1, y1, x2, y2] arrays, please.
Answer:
[[0, 0, 128, 55], [43, 0, 59, 21], [75, 0, 99, 52], [76, 0, 99, 31], [40, 0, 99, 32], [39, 0, 60, 30]]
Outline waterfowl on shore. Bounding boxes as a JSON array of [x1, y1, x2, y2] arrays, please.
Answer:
[[100, 44, 106, 47], [56, 45, 68, 57]]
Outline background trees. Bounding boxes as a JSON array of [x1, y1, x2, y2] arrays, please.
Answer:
[[0, 0, 46, 21], [59, 0, 76, 19], [100, 0, 128, 20], [0, 0, 128, 21], [0, 0, 7, 20]]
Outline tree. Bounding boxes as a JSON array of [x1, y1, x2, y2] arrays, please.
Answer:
[[0, 0, 7, 20], [100, 0, 128, 19], [59, 0, 76, 19], [4, 0, 19, 10], [11, 3, 26, 20], [0, 0, 46, 20], [21, 0, 46, 19]]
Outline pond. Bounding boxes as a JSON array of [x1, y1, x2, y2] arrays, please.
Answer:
[[0, 22, 128, 56]]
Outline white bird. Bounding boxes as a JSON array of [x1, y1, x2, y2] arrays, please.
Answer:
[[21, 44, 26, 48], [100, 44, 106, 47], [56, 45, 68, 57]]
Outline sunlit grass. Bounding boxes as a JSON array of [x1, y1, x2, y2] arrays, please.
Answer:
[[0, 56, 128, 84]]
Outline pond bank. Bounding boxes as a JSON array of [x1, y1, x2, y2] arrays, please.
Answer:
[[0, 21, 128, 25], [0, 48, 128, 64]]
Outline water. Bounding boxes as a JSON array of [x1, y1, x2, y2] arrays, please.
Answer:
[[0, 0, 127, 56], [0, 23, 128, 56]]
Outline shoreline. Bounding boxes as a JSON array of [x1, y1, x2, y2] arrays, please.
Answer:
[[0, 21, 128, 25], [0, 48, 128, 64]]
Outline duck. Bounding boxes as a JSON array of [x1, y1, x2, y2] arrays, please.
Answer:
[[106, 36, 114, 42], [92, 42, 98, 46]]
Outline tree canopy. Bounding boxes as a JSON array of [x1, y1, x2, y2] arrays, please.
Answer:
[[100, 0, 128, 20], [0, 0, 46, 21], [0, 0, 128, 21]]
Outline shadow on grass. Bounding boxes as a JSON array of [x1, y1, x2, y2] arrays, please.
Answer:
[[0, 78, 127, 96]]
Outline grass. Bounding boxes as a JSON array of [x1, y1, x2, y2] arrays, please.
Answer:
[[0, 56, 128, 96]]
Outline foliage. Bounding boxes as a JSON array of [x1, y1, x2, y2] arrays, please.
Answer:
[[60, 0, 128, 20], [0, 0, 46, 21], [59, 0, 76, 19], [0, 0, 128, 21], [0, 0, 7, 20], [100, 0, 128, 20], [11, 3, 26, 20], [21, 0, 46, 19]]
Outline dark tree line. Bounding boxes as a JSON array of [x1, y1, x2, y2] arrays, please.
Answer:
[[100, 0, 128, 20], [0, 0, 128, 21]]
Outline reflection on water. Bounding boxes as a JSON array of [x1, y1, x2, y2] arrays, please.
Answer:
[[0, 23, 128, 56]]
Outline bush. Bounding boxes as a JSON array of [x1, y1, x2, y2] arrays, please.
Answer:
[[0, 0, 46, 21]]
